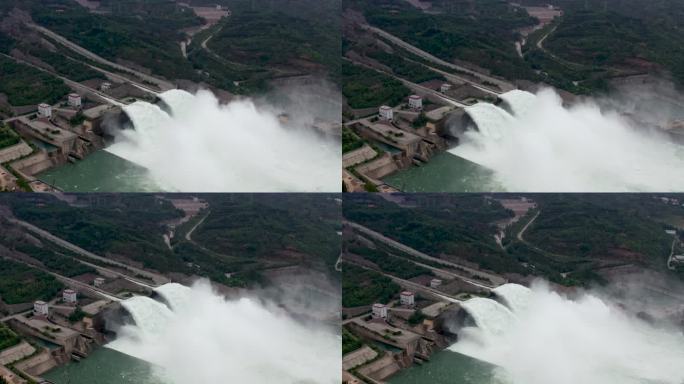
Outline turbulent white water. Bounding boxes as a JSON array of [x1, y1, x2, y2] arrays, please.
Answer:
[[450, 282, 684, 384], [153, 283, 192, 310], [106, 89, 340, 192], [118, 296, 174, 337], [108, 281, 340, 384], [450, 88, 684, 192], [491, 283, 532, 314], [460, 298, 517, 336]]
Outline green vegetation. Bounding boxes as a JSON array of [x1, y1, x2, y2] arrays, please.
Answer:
[[343, 127, 364, 153], [0, 323, 21, 351], [342, 328, 363, 355], [21, 46, 105, 83], [343, 61, 410, 109], [538, 1, 684, 88], [342, 262, 399, 307], [345, 194, 683, 287], [523, 195, 674, 270], [0, 258, 64, 304], [68, 307, 86, 323], [0, 124, 20, 149], [13, 244, 95, 278], [344, 194, 523, 275], [69, 112, 86, 126], [411, 113, 427, 129], [347, 244, 432, 279], [363, 182, 379, 193], [347, 0, 537, 81], [199, 0, 340, 91], [0, 56, 69, 106], [8, 194, 186, 273], [0, 0, 338, 98], [365, 50, 444, 84], [30, 0, 201, 82], [408, 309, 426, 325], [2, 194, 340, 289], [192, 194, 341, 272], [346, 0, 684, 94]]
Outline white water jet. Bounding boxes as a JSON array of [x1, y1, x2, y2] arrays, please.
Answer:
[[106, 89, 341, 192], [450, 282, 684, 384], [498, 89, 537, 117], [492, 283, 532, 313], [108, 281, 340, 384], [450, 88, 684, 192], [153, 283, 192, 310], [460, 297, 517, 337], [118, 296, 174, 338]]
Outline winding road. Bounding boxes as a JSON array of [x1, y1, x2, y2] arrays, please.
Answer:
[[667, 234, 680, 270], [517, 209, 541, 242]]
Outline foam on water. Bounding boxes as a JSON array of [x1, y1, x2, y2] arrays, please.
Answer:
[[450, 88, 684, 191], [450, 282, 684, 384], [106, 89, 340, 192], [107, 281, 340, 384]]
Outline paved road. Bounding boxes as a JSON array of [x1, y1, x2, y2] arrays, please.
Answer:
[[537, 25, 558, 54], [8, 218, 169, 286], [201, 24, 225, 62], [344, 259, 462, 304], [667, 235, 679, 270], [0, 52, 124, 107], [185, 211, 209, 242], [345, 220, 507, 286], [343, 57, 467, 108], [27, 23, 175, 91], [335, 253, 343, 272], [418, 62, 501, 96], [517, 210, 540, 242], [362, 24, 515, 92], [0, 254, 122, 304], [406, 257, 493, 290]]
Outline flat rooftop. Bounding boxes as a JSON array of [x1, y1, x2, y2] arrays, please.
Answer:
[[366, 122, 422, 147], [18, 116, 77, 144]]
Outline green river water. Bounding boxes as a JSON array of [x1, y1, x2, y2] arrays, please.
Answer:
[[389, 350, 499, 384], [383, 152, 504, 193], [43, 347, 164, 384], [37, 150, 162, 192]]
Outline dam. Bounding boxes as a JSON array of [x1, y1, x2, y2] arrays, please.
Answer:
[[391, 283, 684, 384], [105, 89, 341, 192], [38, 88, 341, 192], [43, 282, 341, 384], [447, 89, 684, 192]]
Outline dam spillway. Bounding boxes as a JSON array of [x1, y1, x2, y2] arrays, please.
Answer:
[[448, 88, 684, 192], [105, 281, 341, 384], [448, 283, 684, 384], [105, 89, 341, 192]]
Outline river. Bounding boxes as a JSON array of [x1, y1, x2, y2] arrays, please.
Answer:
[[383, 152, 504, 192], [390, 350, 499, 384], [37, 150, 163, 192], [43, 347, 164, 384]]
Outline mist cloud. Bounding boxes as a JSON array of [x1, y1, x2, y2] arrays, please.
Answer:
[[106, 89, 341, 192], [451, 281, 684, 384], [450, 88, 684, 192], [108, 281, 340, 384]]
